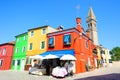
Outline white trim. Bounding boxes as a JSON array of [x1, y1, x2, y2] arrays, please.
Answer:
[[88, 57, 91, 66], [48, 29, 80, 36], [28, 43, 33, 51], [3, 48, 6, 55], [40, 41, 45, 50], [30, 31, 34, 37], [48, 36, 55, 47], [17, 37, 20, 42], [48, 29, 90, 41], [64, 33, 71, 35], [21, 59, 25, 70], [16, 47, 19, 53], [22, 46, 26, 53], [41, 28, 46, 35], [24, 35, 26, 40], [63, 34, 71, 45], [0, 59, 3, 66]]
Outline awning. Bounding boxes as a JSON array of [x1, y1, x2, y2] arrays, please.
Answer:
[[39, 49, 74, 58]]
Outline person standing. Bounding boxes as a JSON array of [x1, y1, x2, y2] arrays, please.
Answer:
[[68, 61, 74, 76]]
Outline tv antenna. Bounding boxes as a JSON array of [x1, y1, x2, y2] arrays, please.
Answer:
[[45, 20, 49, 25], [76, 4, 80, 17]]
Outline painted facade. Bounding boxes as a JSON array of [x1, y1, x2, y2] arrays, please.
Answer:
[[25, 26, 57, 70], [101, 47, 111, 66], [47, 18, 95, 74], [86, 7, 101, 68], [11, 32, 28, 70], [0, 42, 14, 70]]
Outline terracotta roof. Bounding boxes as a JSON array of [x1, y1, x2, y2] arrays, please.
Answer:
[[28, 25, 49, 31], [15, 32, 27, 37], [0, 41, 15, 46]]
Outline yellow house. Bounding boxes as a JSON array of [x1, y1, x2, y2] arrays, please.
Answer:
[[96, 46, 111, 68], [96, 47, 101, 68], [25, 26, 57, 70], [93, 46, 102, 68], [27, 25, 57, 56]]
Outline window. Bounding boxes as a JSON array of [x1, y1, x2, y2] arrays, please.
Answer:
[[22, 46, 26, 53], [101, 50, 105, 54], [24, 35, 26, 40], [48, 37, 54, 47], [12, 60, 15, 65], [16, 48, 19, 53], [93, 48, 97, 55], [42, 28, 46, 34], [88, 58, 91, 66], [0, 48, 2, 54], [3, 48, 6, 55], [64, 34, 71, 46], [26, 57, 32, 64], [90, 23, 92, 26], [17, 37, 20, 42], [26, 57, 29, 64], [41, 41, 45, 49], [17, 60, 20, 66], [109, 59, 112, 63], [30, 31, 34, 36], [85, 41, 88, 48], [29, 43, 33, 50], [0, 60, 3, 66]]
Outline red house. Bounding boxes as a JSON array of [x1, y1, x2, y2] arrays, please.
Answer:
[[0, 41, 15, 70], [45, 17, 96, 74]]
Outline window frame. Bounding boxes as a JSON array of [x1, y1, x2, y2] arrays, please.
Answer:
[[40, 41, 45, 49], [26, 57, 32, 64], [22, 46, 26, 53], [29, 43, 33, 50], [17, 37, 20, 42], [42, 28, 46, 34], [30, 31, 34, 37], [16, 48, 19, 54], [24, 35, 26, 40], [0, 59, 3, 66], [48, 37, 55, 48], [63, 34, 71, 46], [3, 48, 6, 55], [85, 40, 88, 48], [17, 60, 20, 66], [12, 60, 15, 65]]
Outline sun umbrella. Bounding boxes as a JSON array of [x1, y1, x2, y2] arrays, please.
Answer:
[[60, 54, 76, 60], [29, 55, 43, 59], [43, 54, 59, 59]]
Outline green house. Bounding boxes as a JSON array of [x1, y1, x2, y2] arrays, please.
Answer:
[[11, 32, 28, 70]]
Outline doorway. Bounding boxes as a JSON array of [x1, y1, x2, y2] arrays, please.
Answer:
[[21, 59, 25, 70]]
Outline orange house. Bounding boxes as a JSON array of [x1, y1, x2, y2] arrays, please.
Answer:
[[46, 17, 95, 74]]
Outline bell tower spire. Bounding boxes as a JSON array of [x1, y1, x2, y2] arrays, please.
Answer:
[[87, 6, 98, 45]]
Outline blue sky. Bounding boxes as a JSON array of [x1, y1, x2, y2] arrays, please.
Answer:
[[0, 0, 120, 50]]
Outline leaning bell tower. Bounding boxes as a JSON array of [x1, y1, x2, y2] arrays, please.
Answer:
[[86, 6, 98, 45]]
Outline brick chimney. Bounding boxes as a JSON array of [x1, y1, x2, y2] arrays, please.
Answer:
[[76, 17, 83, 32]]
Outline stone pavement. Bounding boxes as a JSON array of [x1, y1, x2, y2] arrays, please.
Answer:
[[0, 61, 120, 80]]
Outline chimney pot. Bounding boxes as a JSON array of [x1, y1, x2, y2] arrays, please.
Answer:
[[76, 17, 81, 24]]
